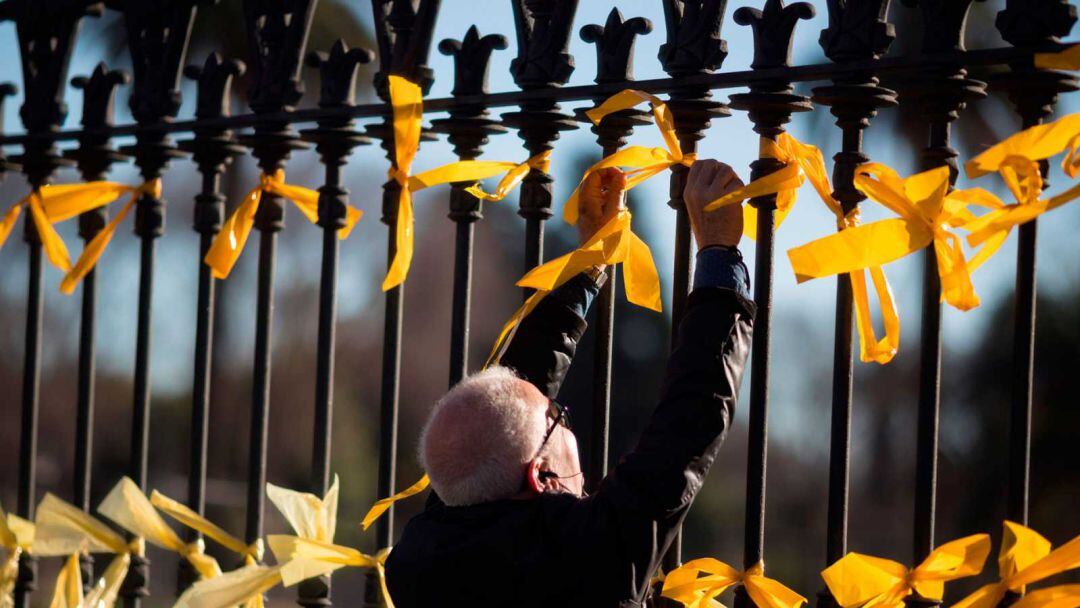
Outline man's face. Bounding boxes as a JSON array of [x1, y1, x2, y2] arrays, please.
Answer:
[[517, 379, 585, 497]]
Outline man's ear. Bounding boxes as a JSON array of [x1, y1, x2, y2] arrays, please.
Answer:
[[525, 460, 545, 495]]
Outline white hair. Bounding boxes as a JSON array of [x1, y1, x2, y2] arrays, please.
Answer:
[[419, 366, 549, 506]]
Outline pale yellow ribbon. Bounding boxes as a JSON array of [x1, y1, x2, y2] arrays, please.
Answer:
[[203, 170, 362, 279], [174, 477, 341, 608], [32, 492, 136, 608], [952, 522, 1080, 608], [97, 478, 222, 580], [268, 537, 393, 608], [788, 163, 982, 312], [661, 559, 807, 608], [150, 491, 264, 566], [381, 75, 548, 290], [821, 534, 990, 608], [60, 180, 163, 293], [1, 501, 33, 608]]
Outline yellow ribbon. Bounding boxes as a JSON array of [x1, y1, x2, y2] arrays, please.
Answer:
[[1034, 45, 1080, 70], [952, 522, 1080, 608], [821, 534, 990, 608], [360, 475, 430, 533], [149, 490, 263, 566], [1, 501, 33, 608], [661, 559, 807, 608], [704, 133, 820, 239], [57, 180, 163, 294], [204, 170, 362, 279], [788, 163, 982, 312], [175, 477, 341, 608], [31, 492, 134, 608], [268, 537, 394, 608], [1, 180, 138, 275], [381, 75, 548, 290], [97, 477, 222, 580]]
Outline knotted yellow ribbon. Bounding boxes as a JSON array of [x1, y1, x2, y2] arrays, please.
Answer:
[[661, 559, 807, 608], [59, 180, 163, 294], [953, 522, 1080, 608], [380, 76, 548, 290], [789, 163, 982, 312], [204, 170, 362, 279], [175, 477, 341, 608], [97, 478, 222, 580], [821, 534, 990, 608], [1, 181, 138, 276], [32, 493, 135, 608], [150, 491, 264, 566], [268, 537, 394, 608], [1, 501, 33, 608], [704, 133, 823, 239]]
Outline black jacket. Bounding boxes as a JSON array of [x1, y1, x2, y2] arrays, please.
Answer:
[[385, 283, 755, 607]]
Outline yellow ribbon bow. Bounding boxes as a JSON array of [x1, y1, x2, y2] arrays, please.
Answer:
[[821, 534, 990, 608], [704, 133, 824, 239], [204, 170, 361, 279], [661, 559, 807, 608], [268, 537, 394, 608], [175, 477, 341, 608], [788, 163, 982, 312], [149, 491, 264, 566], [59, 180, 163, 294], [1, 501, 33, 608], [97, 478, 222, 580], [1, 181, 139, 278], [952, 522, 1080, 608], [32, 493, 135, 608]]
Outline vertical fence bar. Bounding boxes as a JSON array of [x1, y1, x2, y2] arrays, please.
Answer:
[[657, 0, 730, 568], [112, 4, 199, 605], [237, 0, 318, 567], [176, 52, 245, 593], [578, 8, 653, 489], [992, 0, 1078, 531], [4, 4, 99, 605], [66, 62, 130, 592], [298, 39, 374, 608], [901, 0, 985, 582], [810, 4, 896, 600], [367, 2, 440, 605], [728, 4, 814, 602], [505, 0, 579, 286], [430, 27, 508, 387]]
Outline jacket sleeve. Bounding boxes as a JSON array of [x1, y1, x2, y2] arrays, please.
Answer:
[[588, 285, 754, 597], [498, 273, 601, 398]]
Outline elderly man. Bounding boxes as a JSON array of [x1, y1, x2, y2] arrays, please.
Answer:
[[385, 160, 754, 607]]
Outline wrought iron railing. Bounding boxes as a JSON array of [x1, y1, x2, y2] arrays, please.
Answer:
[[1, 1, 1076, 608]]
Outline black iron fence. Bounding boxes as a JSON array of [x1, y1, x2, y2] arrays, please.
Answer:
[[1, 1, 1077, 607]]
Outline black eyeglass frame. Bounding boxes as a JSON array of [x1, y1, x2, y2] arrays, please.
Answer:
[[536, 399, 571, 457]]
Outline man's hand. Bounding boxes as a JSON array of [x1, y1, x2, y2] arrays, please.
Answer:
[[684, 160, 745, 249], [578, 167, 627, 245]]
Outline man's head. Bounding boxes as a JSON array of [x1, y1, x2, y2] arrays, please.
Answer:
[[419, 366, 583, 506]]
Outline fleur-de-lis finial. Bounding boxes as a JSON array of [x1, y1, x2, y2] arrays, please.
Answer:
[[183, 52, 246, 121], [820, 0, 895, 62], [580, 8, 653, 84], [438, 25, 508, 97], [734, 0, 815, 70], [306, 39, 375, 108], [104, 0, 201, 123], [659, 0, 729, 76], [510, 0, 579, 89], [996, 0, 1077, 47], [71, 62, 129, 129], [242, 0, 318, 113], [372, 0, 441, 98], [0, 0, 103, 133], [900, 0, 985, 54]]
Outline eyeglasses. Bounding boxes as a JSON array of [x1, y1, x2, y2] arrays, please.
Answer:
[[537, 400, 571, 456]]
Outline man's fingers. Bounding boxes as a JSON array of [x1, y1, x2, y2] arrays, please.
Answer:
[[602, 169, 628, 216], [580, 171, 604, 219]]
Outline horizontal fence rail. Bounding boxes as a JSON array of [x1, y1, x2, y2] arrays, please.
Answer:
[[1, 1, 1077, 608]]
